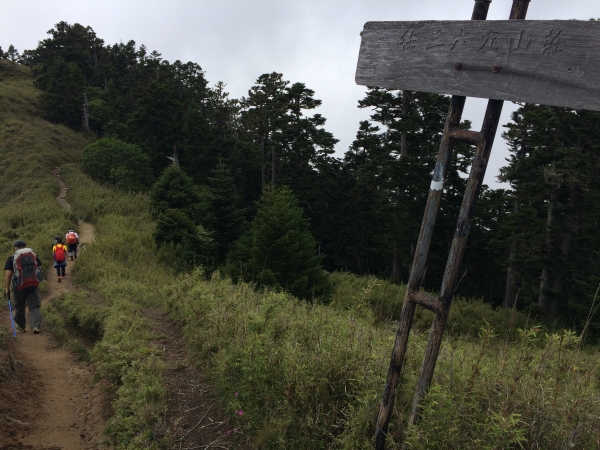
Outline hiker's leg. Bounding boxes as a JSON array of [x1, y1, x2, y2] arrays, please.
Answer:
[[55, 264, 61, 277], [12, 289, 26, 329], [61, 263, 66, 276], [26, 287, 41, 330]]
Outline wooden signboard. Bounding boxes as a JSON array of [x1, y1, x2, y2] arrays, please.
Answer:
[[356, 20, 600, 111]]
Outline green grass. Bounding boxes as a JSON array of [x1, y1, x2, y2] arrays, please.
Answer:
[[329, 271, 538, 339], [0, 60, 86, 268], [166, 271, 600, 449], [0, 61, 169, 449], [2, 60, 600, 449], [42, 291, 107, 361], [55, 169, 174, 448]]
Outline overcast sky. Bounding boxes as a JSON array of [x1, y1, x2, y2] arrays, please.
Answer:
[[1, 0, 598, 188]]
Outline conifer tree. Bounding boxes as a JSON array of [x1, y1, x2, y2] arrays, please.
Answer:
[[241, 72, 290, 188], [205, 160, 246, 263], [150, 165, 209, 224], [228, 186, 330, 301], [39, 58, 85, 128], [338, 88, 469, 283], [6, 45, 20, 63], [500, 104, 600, 332], [154, 209, 213, 267], [126, 80, 183, 174], [241, 73, 337, 196], [27, 22, 105, 82]]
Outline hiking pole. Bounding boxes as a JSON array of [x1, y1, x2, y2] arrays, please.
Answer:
[[5, 291, 17, 339]]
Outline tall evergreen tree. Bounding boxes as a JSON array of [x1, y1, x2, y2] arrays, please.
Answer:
[[39, 58, 85, 128], [126, 80, 182, 174], [205, 160, 246, 264], [150, 165, 208, 224], [501, 104, 600, 334], [27, 22, 105, 84], [228, 186, 330, 301], [6, 45, 20, 63], [154, 209, 213, 268], [337, 88, 472, 286], [240, 73, 337, 196]]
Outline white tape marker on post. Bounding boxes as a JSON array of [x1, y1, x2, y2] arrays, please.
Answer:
[[430, 180, 443, 191], [430, 161, 444, 191]]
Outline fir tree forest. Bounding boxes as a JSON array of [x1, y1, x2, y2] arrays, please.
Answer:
[[3, 21, 600, 339]]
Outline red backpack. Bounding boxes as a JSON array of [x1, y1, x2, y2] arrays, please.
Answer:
[[13, 248, 40, 291], [54, 245, 66, 263], [66, 232, 77, 244]]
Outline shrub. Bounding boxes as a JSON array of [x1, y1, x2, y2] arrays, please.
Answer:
[[329, 271, 538, 339], [81, 138, 153, 191]]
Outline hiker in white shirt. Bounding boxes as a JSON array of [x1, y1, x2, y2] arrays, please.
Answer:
[[65, 228, 80, 260]]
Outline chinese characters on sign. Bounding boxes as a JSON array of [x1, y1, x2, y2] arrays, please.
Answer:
[[357, 20, 600, 111], [399, 27, 566, 56]]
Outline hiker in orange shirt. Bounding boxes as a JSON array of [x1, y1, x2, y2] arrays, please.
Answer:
[[52, 237, 68, 282]]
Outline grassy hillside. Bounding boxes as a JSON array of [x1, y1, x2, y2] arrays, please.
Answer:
[[0, 61, 87, 252], [1, 60, 600, 449]]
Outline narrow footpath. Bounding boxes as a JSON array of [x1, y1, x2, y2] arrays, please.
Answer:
[[0, 170, 108, 450], [1, 169, 248, 449]]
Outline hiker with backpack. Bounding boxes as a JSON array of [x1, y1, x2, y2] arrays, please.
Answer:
[[52, 237, 68, 282], [65, 228, 79, 260], [4, 240, 43, 333]]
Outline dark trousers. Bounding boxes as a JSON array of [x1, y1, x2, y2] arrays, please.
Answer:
[[55, 261, 66, 276], [67, 243, 77, 258], [13, 286, 42, 330]]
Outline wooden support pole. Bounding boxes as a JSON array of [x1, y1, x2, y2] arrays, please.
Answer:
[[405, 0, 531, 445], [448, 129, 482, 146], [374, 93, 467, 450], [471, 0, 491, 20], [374, 2, 531, 449], [407, 98, 504, 429], [407, 290, 441, 315]]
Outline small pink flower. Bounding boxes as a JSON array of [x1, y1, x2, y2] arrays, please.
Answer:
[[235, 392, 239, 397], [227, 430, 232, 435], [237, 409, 243, 416]]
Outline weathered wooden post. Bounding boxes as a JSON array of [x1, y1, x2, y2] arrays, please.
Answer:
[[82, 92, 90, 133], [355, 0, 600, 448]]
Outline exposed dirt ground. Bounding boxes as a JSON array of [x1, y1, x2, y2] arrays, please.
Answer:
[[145, 309, 251, 449], [0, 170, 108, 450], [0, 219, 109, 450], [1, 171, 250, 449]]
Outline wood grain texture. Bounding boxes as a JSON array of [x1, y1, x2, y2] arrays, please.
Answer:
[[356, 20, 600, 111]]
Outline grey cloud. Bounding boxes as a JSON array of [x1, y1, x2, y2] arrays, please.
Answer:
[[1, 0, 598, 187]]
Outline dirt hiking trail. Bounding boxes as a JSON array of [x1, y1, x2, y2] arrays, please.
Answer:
[[1, 170, 247, 449], [0, 172, 109, 449]]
